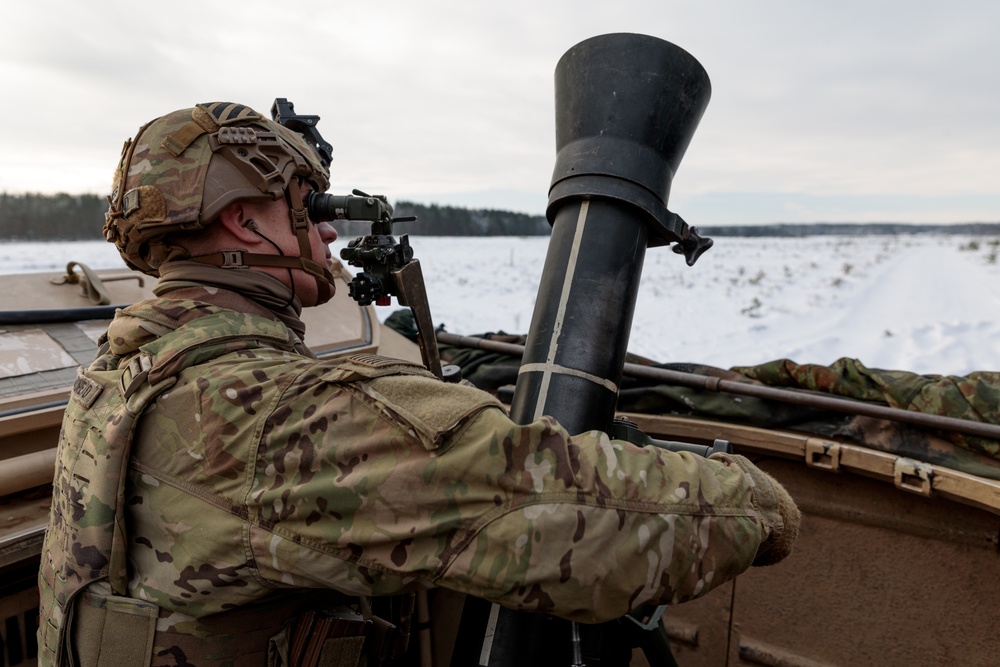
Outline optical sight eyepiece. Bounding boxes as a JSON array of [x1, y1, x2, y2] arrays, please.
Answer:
[[305, 190, 394, 224]]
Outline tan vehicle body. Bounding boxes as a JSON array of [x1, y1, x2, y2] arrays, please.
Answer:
[[1, 261, 998, 667]]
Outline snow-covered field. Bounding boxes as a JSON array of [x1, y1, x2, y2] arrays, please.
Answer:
[[2, 234, 998, 376]]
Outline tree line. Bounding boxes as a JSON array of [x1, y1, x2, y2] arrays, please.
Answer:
[[0, 193, 551, 241], [0, 193, 109, 241], [2, 192, 997, 242], [701, 222, 1000, 237], [338, 201, 551, 237]]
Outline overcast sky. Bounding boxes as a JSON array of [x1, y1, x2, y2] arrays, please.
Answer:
[[2, 0, 998, 224]]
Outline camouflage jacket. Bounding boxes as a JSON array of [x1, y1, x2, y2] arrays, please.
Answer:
[[41, 296, 780, 663]]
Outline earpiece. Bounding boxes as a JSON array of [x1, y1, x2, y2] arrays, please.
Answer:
[[244, 219, 258, 230]]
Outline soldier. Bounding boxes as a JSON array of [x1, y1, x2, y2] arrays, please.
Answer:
[[38, 101, 800, 667]]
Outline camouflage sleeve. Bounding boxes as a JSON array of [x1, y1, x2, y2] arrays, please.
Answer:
[[253, 372, 775, 624], [429, 409, 768, 622]]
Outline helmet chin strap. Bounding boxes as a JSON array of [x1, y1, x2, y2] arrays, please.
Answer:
[[245, 220, 296, 310], [285, 178, 335, 304], [189, 178, 337, 305]]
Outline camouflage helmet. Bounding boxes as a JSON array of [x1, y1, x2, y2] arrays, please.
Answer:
[[104, 102, 331, 276]]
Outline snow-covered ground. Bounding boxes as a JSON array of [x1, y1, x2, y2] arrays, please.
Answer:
[[2, 234, 998, 376]]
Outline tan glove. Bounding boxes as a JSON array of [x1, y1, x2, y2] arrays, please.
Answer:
[[713, 454, 802, 566]]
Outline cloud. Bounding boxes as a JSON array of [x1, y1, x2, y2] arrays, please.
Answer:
[[1, 0, 998, 222]]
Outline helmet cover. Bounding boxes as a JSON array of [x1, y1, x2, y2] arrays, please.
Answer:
[[104, 102, 331, 275]]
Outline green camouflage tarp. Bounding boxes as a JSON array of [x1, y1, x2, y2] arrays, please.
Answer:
[[733, 358, 1000, 457], [384, 312, 1000, 481]]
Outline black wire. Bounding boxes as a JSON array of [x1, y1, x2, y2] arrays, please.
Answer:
[[247, 220, 297, 309]]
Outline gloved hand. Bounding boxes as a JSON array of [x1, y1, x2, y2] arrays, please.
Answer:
[[712, 454, 802, 566]]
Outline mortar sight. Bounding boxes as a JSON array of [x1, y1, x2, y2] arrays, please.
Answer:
[[307, 189, 393, 225]]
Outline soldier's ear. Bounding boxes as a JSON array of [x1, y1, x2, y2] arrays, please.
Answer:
[[216, 203, 263, 244]]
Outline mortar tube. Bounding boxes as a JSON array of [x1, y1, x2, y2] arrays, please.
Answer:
[[509, 198, 648, 432], [457, 31, 710, 667], [475, 198, 649, 667]]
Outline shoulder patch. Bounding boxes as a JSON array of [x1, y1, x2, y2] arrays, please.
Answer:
[[319, 353, 433, 384], [366, 375, 502, 451], [71, 369, 103, 410], [346, 353, 414, 369]]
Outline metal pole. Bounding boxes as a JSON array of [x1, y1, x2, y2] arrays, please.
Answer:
[[435, 332, 1000, 443]]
